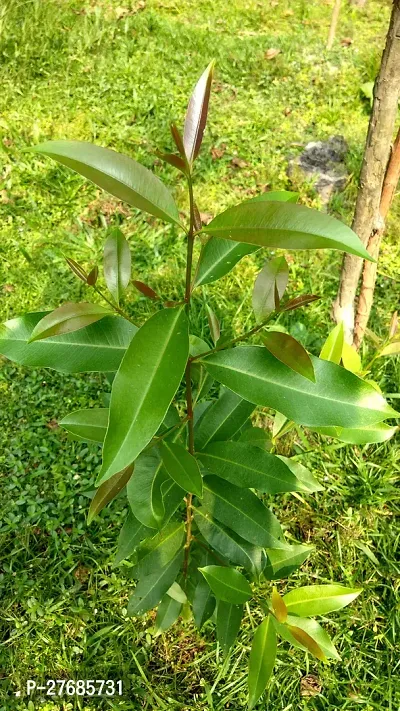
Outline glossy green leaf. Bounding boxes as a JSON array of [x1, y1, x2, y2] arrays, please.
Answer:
[[216, 601, 243, 656], [87, 464, 134, 524], [99, 306, 189, 484], [283, 584, 362, 616], [264, 544, 314, 580], [194, 388, 254, 451], [320, 322, 344, 364], [127, 548, 184, 616], [252, 257, 288, 321], [194, 239, 257, 288], [161, 441, 203, 497], [60, 408, 108, 443], [194, 192, 298, 288], [203, 476, 285, 549], [192, 577, 216, 629], [379, 340, 400, 356], [29, 303, 111, 342], [314, 422, 398, 444], [132, 522, 185, 579], [127, 451, 167, 529], [199, 565, 252, 604], [341, 341, 362, 373], [113, 510, 152, 566], [194, 507, 263, 575], [161, 477, 185, 526], [200, 346, 397, 428], [248, 616, 277, 710], [155, 594, 182, 633], [197, 441, 311, 494], [204, 201, 374, 261], [276, 456, 323, 493], [206, 304, 220, 344], [104, 228, 131, 306], [33, 140, 181, 225], [238, 427, 272, 451], [0, 312, 137, 373], [274, 614, 340, 660], [167, 581, 187, 604], [245, 190, 299, 204], [183, 60, 214, 164], [263, 331, 315, 382]]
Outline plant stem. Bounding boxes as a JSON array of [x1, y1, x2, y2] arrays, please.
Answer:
[[92, 285, 137, 325], [183, 174, 196, 578], [190, 313, 276, 362], [191, 536, 227, 566]]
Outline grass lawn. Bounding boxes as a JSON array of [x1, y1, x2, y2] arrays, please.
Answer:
[[1, 0, 399, 709]]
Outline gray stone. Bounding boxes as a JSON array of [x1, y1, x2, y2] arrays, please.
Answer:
[[287, 135, 349, 204]]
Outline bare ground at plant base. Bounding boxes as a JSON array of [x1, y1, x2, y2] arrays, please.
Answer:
[[0, 0, 399, 709]]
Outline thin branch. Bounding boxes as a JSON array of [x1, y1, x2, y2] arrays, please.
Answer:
[[92, 284, 137, 326]]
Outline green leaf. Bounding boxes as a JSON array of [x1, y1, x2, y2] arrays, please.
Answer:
[[314, 422, 398, 444], [194, 192, 298, 288], [99, 306, 189, 484], [248, 616, 277, 710], [60, 408, 108, 443], [167, 581, 187, 604], [127, 451, 167, 529], [283, 584, 362, 616], [264, 544, 314, 580], [192, 577, 216, 629], [194, 508, 263, 576], [103, 228, 131, 306], [320, 322, 344, 364], [194, 388, 254, 451], [132, 522, 185, 579], [203, 476, 285, 549], [252, 257, 288, 321], [0, 312, 137, 373], [183, 60, 215, 164], [28, 303, 111, 342], [239, 427, 272, 451], [216, 601, 243, 656], [194, 239, 257, 288], [274, 614, 340, 660], [161, 442, 203, 497], [206, 304, 220, 344], [341, 341, 362, 373], [155, 594, 182, 633], [113, 510, 152, 566], [127, 548, 184, 616], [204, 201, 374, 261], [33, 140, 181, 225], [276, 456, 323, 493], [199, 565, 252, 604], [379, 340, 400, 356], [198, 441, 311, 494], [245, 190, 299, 204], [161, 477, 185, 526], [87, 464, 134, 524], [263, 331, 315, 382], [200, 346, 397, 428]]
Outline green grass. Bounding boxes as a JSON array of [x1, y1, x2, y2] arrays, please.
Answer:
[[1, 0, 400, 709]]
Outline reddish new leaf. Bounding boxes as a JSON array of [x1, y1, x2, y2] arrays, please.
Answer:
[[87, 266, 99, 286], [281, 294, 320, 312], [132, 280, 159, 300], [65, 257, 88, 283], [156, 151, 187, 174], [183, 61, 215, 164], [262, 331, 315, 382]]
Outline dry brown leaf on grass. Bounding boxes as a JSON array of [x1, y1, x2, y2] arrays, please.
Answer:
[[265, 48, 281, 60]]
